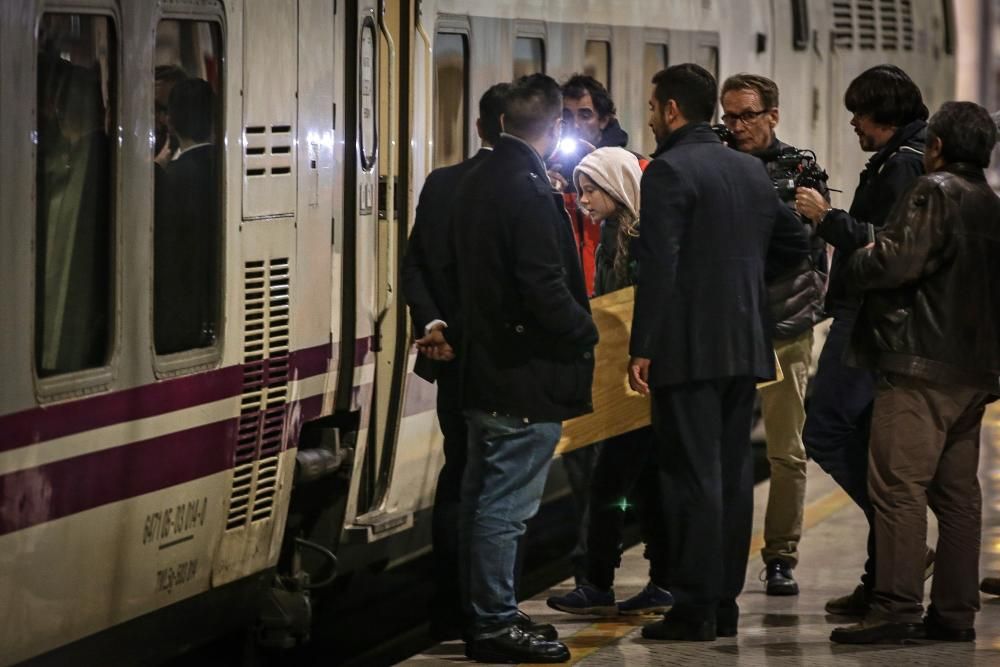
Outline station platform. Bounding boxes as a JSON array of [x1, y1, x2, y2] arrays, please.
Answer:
[[404, 405, 1000, 666]]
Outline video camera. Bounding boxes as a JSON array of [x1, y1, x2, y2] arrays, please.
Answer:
[[769, 148, 829, 202], [710, 123, 734, 146]]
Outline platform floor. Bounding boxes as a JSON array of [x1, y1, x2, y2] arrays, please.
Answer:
[[404, 404, 1000, 666]]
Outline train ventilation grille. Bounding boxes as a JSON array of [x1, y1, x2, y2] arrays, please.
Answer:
[[244, 124, 294, 178], [900, 0, 914, 50], [832, 0, 854, 50], [857, 0, 876, 50], [226, 258, 291, 531], [880, 0, 898, 50]]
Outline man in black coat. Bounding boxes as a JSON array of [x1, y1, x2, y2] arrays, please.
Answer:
[[830, 101, 1000, 644], [448, 73, 597, 664], [628, 63, 808, 641], [795, 65, 928, 616], [400, 82, 509, 639]]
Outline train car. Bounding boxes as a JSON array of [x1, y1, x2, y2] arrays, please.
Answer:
[[0, 0, 959, 664]]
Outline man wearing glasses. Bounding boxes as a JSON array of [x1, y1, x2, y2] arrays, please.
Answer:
[[719, 74, 828, 598], [793, 65, 928, 619]]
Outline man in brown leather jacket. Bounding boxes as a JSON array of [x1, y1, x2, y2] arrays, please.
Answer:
[[830, 101, 1000, 645]]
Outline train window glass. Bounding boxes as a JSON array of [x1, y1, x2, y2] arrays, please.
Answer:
[[941, 0, 954, 55], [584, 40, 611, 92], [696, 45, 719, 121], [514, 37, 545, 78], [642, 43, 668, 154], [153, 19, 224, 356], [433, 32, 468, 168], [35, 14, 116, 377], [792, 0, 810, 51]]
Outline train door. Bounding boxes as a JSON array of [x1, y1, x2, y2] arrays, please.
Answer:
[[341, 0, 411, 540]]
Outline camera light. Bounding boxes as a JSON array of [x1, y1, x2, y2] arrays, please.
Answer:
[[558, 137, 578, 155]]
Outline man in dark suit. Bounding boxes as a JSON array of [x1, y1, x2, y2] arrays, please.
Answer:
[[628, 64, 809, 641], [447, 73, 598, 664], [400, 82, 509, 640]]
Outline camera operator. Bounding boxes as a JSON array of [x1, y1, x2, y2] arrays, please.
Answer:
[[719, 73, 828, 599], [793, 64, 928, 618]]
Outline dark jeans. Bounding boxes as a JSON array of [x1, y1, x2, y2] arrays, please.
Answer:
[[651, 377, 756, 620], [802, 314, 877, 588], [586, 426, 668, 591], [430, 391, 468, 624]]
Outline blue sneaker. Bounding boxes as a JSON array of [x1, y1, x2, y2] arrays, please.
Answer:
[[617, 583, 674, 615], [546, 584, 618, 616]]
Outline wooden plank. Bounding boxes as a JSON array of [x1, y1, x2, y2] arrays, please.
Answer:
[[556, 287, 649, 455]]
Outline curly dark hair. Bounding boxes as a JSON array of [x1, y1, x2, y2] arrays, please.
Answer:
[[562, 74, 616, 119], [928, 101, 998, 168]]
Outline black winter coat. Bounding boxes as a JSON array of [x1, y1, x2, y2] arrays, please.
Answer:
[[847, 163, 1000, 393], [452, 135, 598, 421], [401, 148, 490, 399], [630, 123, 810, 386], [819, 120, 926, 315]]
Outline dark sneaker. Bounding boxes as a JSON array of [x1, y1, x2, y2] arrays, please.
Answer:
[[514, 610, 558, 641], [465, 625, 570, 664], [830, 618, 925, 644], [641, 613, 716, 641], [716, 601, 739, 637], [618, 583, 674, 615], [924, 606, 976, 642], [764, 558, 799, 596], [981, 577, 1000, 596], [825, 584, 871, 616], [546, 584, 617, 616]]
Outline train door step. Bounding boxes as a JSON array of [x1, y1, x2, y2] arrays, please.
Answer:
[[346, 510, 413, 542]]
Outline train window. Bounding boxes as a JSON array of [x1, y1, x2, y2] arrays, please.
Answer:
[[941, 0, 954, 55], [791, 0, 809, 51], [584, 40, 611, 92], [35, 14, 117, 378], [642, 43, 668, 154], [514, 37, 545, 78], [152, 19, 224, 356], [433, 32, 468, 168], [696, 45, 719, 83]]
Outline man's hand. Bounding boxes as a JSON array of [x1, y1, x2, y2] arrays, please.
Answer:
[[794, 187, 829, 223], [415, 328, 455, 362], [628, 356, 651, 396], [547, 170, 568, 192]]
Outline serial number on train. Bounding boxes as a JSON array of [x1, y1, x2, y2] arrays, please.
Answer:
[[156, 559, 198, 594], [142, 497, 208, 545]]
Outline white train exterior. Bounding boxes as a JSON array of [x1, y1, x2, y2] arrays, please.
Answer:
[[0, 0, 967, 664]]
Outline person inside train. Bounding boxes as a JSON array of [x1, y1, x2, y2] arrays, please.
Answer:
[[794, 64, 931, 617], [720, 73, 829, 597], [628, 63, 809, 642], [35, 61, 111, 375], [401, 82, 511, 642], [447, 72, 598, 664], [828, 101, 1000, 645], [544, 147, 673, 619], [154, 64, 188, 166], [154, 78, 218, 354]]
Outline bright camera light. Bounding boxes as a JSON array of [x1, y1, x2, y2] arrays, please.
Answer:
[[558, 137, 578, 155]]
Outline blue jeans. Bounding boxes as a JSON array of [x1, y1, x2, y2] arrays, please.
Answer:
[[459, 410, 561, 637]]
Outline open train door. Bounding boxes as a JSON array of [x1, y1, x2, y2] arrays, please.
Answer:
[[339, 0, 412, 543]]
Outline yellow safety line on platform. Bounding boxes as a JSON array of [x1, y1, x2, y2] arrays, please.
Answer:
[[523, 486, 852, 666]]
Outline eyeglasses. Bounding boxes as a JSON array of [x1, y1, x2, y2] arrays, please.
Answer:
[[720, 108, 771, 127]]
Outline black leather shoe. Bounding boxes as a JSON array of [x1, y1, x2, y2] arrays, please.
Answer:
[[764, 559, 799, 596], [825, 584, 871, 616], [980, 577, 1000, 596], [641, 613, 716, 641], [515, 610, 558, 640], [716, 602, 739, 637], [465, 626, 570, 664], [924, 607, 976, 642], [830, 618, 925, 644]]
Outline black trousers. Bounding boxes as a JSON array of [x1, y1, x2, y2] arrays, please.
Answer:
[[651, 377, 756, 619], [802, 314, 877, 588], [586, 426, 669, 591], [430, 381, 468, 623]]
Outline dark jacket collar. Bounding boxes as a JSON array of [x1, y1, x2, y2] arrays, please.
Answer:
[[598, 118, 630, 149], [936, 161, 988, 182], [753, 135, 792, 162], [866, 119, 927, 174], [651, 122, 719, 158], [496, 133, 549, 176]]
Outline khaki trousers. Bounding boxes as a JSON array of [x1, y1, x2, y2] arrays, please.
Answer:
[[868, 373, 994, 627], [759, 329, 813, 566]]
